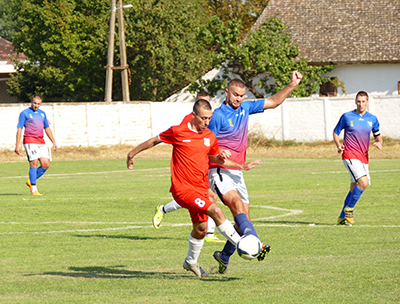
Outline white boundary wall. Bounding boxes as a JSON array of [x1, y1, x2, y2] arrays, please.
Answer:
[[1, 95, 399, 149]]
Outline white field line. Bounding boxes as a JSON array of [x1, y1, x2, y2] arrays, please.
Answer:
[[2, 204, 399, 235], [0, 167, 170, 180], [310, 169, 400, 175], [251, 205, 303, 221]]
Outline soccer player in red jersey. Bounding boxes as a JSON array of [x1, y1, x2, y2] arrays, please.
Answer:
[[127, 99, 260, 278]]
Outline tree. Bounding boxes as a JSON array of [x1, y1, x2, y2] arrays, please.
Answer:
[[203, 0, 269, 35], [189, 16, 335, 98], [123, 0, 212, 101], [0, 0, 19, 42], [7, 0, 109, 102]]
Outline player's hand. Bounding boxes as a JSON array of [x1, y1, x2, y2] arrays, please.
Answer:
[[127, 153, 136, 169], [53, 144, 59, 152], [14, 145, 21, 155], [373, 141, 383, 150], [219, 149, 231, 160], [337, 145, 345, 154], [291, 70, 303, 86], [242, 159, 262, 171]]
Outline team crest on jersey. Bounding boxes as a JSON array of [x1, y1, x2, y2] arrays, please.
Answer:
[[29, 114, 33, 118], [204, 138, 210, 147], [228, 119, 233, 127], [350, 120, 354, 127], [41, 113, 45, 118], [367, 121, 372, 127]]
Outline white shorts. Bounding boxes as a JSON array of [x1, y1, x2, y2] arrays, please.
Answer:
[[23, 143, 50, 162], [343, 159, 371, 185], [208, 168, 249, 204]]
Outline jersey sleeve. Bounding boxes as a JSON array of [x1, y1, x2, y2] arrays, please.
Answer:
[[208, 111, 224, 136], [17, 111, 26, 129], [159, 126, 175, 144], [208, 134, 219, 156], [43, 112, 50, 129], [247, 99, 265, 115], [372, 116, 380, 133], [333, 114, 346, 135]]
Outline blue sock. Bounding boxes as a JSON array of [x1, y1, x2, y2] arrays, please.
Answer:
[[234, 213, 259, 238], [29, 167, 38, 185], [339, 191, 352, 217], [36, 167, 47, 179], [348, 185, 364, 209], [220, 240, 237, 263]]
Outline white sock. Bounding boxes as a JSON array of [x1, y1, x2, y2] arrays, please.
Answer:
[[205, 217, 216, 237], [217, 219, 241, 246], [163, 200, 182, 213], [185, 235, 204, 264], [31, 185, 38, 192]]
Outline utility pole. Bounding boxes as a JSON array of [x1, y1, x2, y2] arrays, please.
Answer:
[[104, 0, 116, 102], [117, 0, 130, 102], [104, 0, 131, 102]]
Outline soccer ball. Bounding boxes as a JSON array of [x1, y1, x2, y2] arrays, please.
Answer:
[[237, 234, 262, 260]]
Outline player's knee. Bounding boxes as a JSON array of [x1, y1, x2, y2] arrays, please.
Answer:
[[207, 205, 225, 225], [357, 177, 369, 190], [192, 222, 208, 239]]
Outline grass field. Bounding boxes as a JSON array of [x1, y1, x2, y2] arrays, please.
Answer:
[[0, 155, 399, 303]]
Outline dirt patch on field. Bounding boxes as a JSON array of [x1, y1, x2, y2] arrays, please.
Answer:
[[2, 138, 399, 163]]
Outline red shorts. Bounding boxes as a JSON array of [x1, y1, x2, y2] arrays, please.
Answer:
[[172, 189, 212, 224]]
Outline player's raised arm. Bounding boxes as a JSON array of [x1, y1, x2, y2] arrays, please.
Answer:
[[208, 154, 262, 171], [127, 136, 162, 169], [263, 70, 303, 110]]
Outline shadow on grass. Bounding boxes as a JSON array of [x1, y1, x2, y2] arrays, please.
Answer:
[[0, 193, 24, 196], [24, 265, 239, 281]]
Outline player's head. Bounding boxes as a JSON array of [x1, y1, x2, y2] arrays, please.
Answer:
[[31, 95, 43, 111], [192, 99, 213, 132], [355, 91, 369, 114], [225, 79, 246, 110], [195, 90, 210, 103]]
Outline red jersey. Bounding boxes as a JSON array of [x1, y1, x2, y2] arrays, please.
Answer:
[[159, 122, 219, 193], [180, 113, 193, 125]]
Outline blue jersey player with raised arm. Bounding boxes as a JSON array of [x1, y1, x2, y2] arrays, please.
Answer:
[[333, 91, 383, 226], [210, 70, 303, 274]]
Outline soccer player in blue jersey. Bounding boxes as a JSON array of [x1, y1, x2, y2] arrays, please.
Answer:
[[333, 91, 382, 226], [210, 70, 303, 273], [15, 95, 58, 195]]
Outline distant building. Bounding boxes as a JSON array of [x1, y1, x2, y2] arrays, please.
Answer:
[[0, 37, 27, 103], [250, 0, 400, 97], [166, 0, 400, 103]]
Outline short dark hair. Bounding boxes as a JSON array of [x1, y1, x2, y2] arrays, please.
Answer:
[[31, 95, 42, 101], [193, 98, 212, 114], [196, 90, 209, 100], [227, 78, 246, 89], [356, 91, 369, 100]]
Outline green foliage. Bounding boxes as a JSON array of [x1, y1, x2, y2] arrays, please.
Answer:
[[204, 0, 269, 34], [0, 0, 19, 41], [124, 0, 211, 101], [7, 0, 109, 101], [190, 16, 335, 98]]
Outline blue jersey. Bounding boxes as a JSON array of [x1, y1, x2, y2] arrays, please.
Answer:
[[17, 107, 50, 144], [333, 110, 380, 164], [208, 99, 264, 169]]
